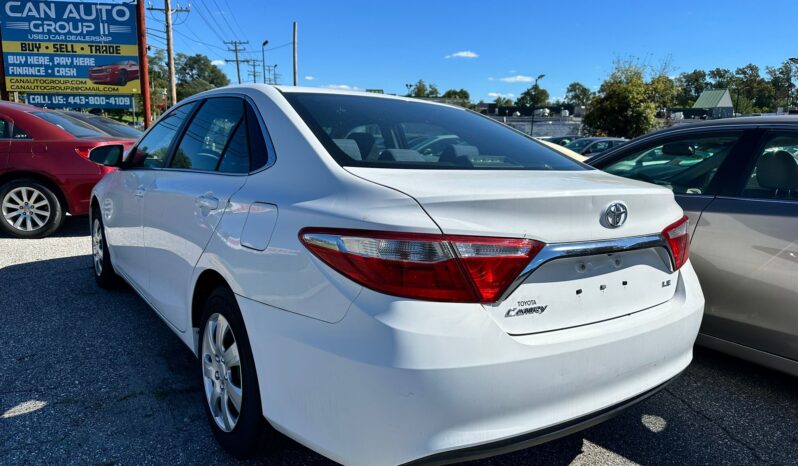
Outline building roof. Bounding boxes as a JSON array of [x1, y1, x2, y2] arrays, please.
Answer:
[[692, 89, 733, 109]]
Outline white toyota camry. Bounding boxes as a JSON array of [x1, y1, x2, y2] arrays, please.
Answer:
[[90, 85, 704, 465]]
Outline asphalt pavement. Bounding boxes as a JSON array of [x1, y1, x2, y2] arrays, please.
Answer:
[[1, 217, 797, 465]]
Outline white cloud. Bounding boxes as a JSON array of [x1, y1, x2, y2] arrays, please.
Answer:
[[211, 59, 225, 66], [508, 69, 517, 73], [445, 50, 478, 59], [499, 75, 534, 83], [487, 77, 495, 81], [324, 84, 361, 91], [488, 92, 514, 98], [304, 75, 315, 81]]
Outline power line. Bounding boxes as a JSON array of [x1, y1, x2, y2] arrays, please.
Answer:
[[207, 0, 241, 39], [191, 0, 228, 43]]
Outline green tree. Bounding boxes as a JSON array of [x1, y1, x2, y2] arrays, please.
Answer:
[[675, 69, 707, 106], [733, 63, 774, 112], [515, 83, 549, 107], [409, 79, 442, 98], [442, 88, 470, 100], [647, 74, 678, 110], [493, 96, 513, 107], [583, 61, 657, 138], [766, 62, 797, 110], [174, 53, 229, 101], [564, 82, 593, 107], [707, 67, 736, 90]]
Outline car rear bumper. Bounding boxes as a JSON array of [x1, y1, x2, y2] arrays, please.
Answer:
[[237, 261, 704, 465], [403, 374, 677, 465]]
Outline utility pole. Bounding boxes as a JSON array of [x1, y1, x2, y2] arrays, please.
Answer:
[[136, 0, 151, 127], [147, 1, 190, 107], [247, 60, 262, 83], [225, 40, 249, 84], [292, 21, 298, 86], [529, 73, 545, 136], [268, 40, 269, 84]]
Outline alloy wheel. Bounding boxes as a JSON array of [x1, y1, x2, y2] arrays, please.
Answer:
[[1, 187, 51, 232], [92, 217, 104, 276], [201, 313, 243, 432]]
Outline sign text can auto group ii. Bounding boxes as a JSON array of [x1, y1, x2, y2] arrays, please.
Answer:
[[1, 0, 141, 96]]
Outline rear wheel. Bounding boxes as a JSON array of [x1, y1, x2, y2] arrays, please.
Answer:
[[92, 208, 119, 288], [0, 179, 64, 238], [199, 287, 273, 458]]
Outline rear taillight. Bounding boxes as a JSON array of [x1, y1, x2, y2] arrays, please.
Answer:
[[299, 228, 543, 303], [662, 215, 689, 270]]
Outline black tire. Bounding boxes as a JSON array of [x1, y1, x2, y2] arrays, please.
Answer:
[[118, 69, 128, 85], [0, 179, 64, 238], [91, 207, 120, 288], [198, 287, 273, 459]]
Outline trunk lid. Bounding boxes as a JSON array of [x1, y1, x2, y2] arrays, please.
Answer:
[[346, 167, 682, 334]]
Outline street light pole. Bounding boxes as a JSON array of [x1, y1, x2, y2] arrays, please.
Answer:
[[529, 74, 545, 136], [268, 40, 269, 84]]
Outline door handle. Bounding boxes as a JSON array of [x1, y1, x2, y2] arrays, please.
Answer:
[[196, 194, 219, 210], [134, 186, 145, 198]]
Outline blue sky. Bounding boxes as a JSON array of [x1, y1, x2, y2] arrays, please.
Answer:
[[147, 0, 798, 102]]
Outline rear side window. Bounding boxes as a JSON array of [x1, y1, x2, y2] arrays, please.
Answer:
[[741, 132, 798, 201], [127, 102, 197, 169], [169, 97, 272, 173], [601, 133, 741, 195], [284, 93, 583, 171], [171, 98, 244, 171], [0, 119, 8, 138]]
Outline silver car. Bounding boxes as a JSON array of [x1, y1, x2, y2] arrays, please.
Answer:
[[590, 116, 798, 376]]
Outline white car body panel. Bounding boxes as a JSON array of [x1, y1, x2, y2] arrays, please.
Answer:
[[91, 84, 705, 465]]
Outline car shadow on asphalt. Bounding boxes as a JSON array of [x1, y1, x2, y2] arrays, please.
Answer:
[[1, 254, 796, 465]]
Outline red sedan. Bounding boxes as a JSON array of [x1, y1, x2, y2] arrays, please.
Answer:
[[0, 102, 136, 238], [88, 60, 139, 86]]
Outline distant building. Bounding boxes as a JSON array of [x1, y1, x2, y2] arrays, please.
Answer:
[[691, 89, 734, 119]]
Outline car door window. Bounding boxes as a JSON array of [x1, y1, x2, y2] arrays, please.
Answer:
[[128, 102, 197, 169], [602, 133, 742, 194], [215, 101, 272, 174], [741, 132, 798, 201], [171, 97, 244, 171]]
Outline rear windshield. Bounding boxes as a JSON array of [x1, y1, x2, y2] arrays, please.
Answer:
[[284, 93, 585, 171], [32, 112, 106, 138], [89, 116, 142, 138]]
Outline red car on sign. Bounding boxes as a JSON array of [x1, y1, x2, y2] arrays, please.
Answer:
[[88, 60, 139, 86], [0, 102, 136, 238]]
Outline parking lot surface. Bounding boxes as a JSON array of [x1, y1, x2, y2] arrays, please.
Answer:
[[1, 217, 797, 465]]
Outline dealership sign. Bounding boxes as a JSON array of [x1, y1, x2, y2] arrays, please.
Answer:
[[25, 93, 133, 109], [0, 0, 141, 95]]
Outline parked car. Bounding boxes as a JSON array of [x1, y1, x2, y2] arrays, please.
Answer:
[[566, 136, 628, 157], [60, 111, 143, 139], [589, 116, 798, 376], [0, 102, 136, 238], [539, 135, 581, 146], [90, 86, 703, 464], [88, 60, 139, 85]]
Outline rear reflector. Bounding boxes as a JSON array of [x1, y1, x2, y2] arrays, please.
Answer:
[[299, 228, 543, 303], [662, 215, 689, 270]]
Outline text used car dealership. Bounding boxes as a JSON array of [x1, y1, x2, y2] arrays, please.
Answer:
[[0, 1, 796, 465]]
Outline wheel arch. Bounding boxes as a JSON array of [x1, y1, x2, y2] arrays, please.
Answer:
[[0, 170, 70, 214], [191, 268, 234, 351]]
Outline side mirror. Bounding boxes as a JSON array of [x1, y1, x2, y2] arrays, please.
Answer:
[[89, 144, 125, 167]]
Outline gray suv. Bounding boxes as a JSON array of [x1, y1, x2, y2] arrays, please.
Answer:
[[590, 116, 798, 376]]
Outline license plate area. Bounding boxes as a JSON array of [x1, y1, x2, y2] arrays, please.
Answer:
[[483, 248, 677, 335]]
